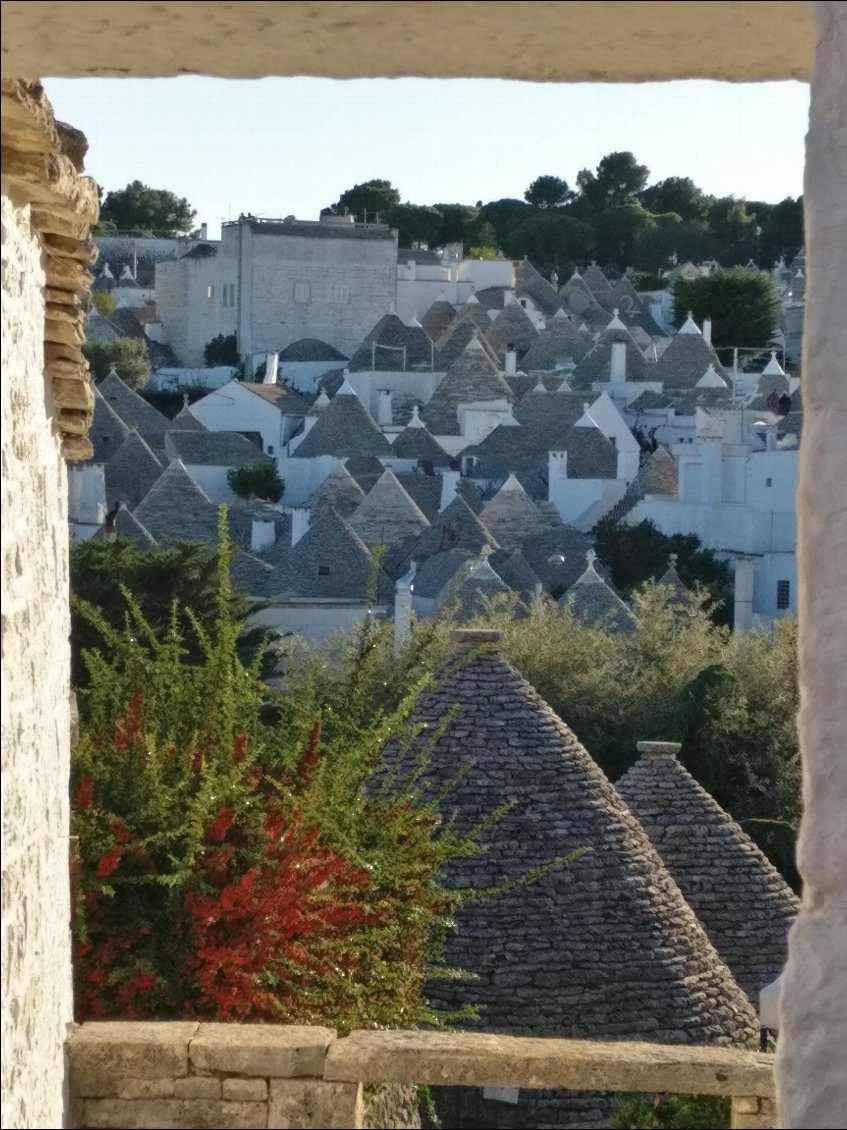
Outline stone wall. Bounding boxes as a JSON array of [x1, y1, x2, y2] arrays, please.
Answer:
[[68, 1023, 775, 1129], [1, 79, 98, 1130], [1, 189, 74, 1130]]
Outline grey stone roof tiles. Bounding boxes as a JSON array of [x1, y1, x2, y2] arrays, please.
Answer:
[[490, 549, 542, 601], [92, 504, 157, 549], [390, 417, 451, 465], [245, 217, 394, 242], [514, 260, 562, 316], [242, 382, 312, 415], [277, 507, 388, 600], [394, 471, 443, 522], [89, 388, 130, 463], [279, 338, 348, 362], [410, 495, 498, 559], [309, 464, 366, 519], [653, 330, 730, 390], [104, 430, 164, 511], [571, 321, 650, 388], [559, 552, 637, 633], [348, 469, 431, 549], [171, 403, 206, 431], [392, 644, 757, 1126], [292, 386, 392, 458], [98, 371, 172, 449], [657, 555, 691, 603], [164, 430, 269, 467], [520, 526, 594, 591], [442, 557, 519, 622], [616, 743, 800, 1000], [520, 318, 591, 371], [133, 460, 220, 546], [421, 342, 513, 436], [484, 303, 539, 360], [433, 318, 500, 372], [344, 454, 388, 493], [455, 478, 484, 514], [639, 446, 679, 495], [472, 286, 508, 311], [420, 298, 457, 343], [413, 549, 475, 600], [348, 313, 436, 372], [582, 263, 615, 299], [559, 281, 615, 327], [479, 475, 552, 548]]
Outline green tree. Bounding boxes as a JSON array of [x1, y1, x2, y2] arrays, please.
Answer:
[[503, 211, 595, 275], [633, 218, 716, 273], [432, 202, 479, 246], [640, 176, 710, 222], [524, 175, 573, 209], [592, 202, 656, 269], [387, 203, 444, 248], [759, 196, 804, 266], [594, 519, 733, 624], [471, 198, 532, 248], [707, 197, 759, 265], [672, 268, 781, 352], [98, 180, 196, 237], [227, 461, 284, 503], [84, 336, 150, 389], [89, 290, 118, 317], [203, 333, 239, 367], [576, 151, 650, 211], [334, 179, 401, 222], [70, 537, 273, 687]]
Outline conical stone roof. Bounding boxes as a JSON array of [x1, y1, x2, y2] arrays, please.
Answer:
[[292, 380, 392, 458], [520, 318, 591, 371], [97, 370, 171, 449], [309, 463, 366, 519], [396, 640, 757, 1128], [657, 554, 690, 604], [616, 741, 800, 1000], [278, 507, 387, 600], [93, 504, 157, 549], [104, 430, 164, 511], [639, 446, 678, 495], [390, 409, 450, 465], [348, 313, 435, 373], [411, 495, 498, 559], [421, 340, 513, 436], [442, 556, 519, 622], [484, 303, 539, 360], [571, 316, 649, 388], [421, 297, 457, 342], [348, 469, 431, 550], [134, 460, 219, 546], [559, 550, 636, 633], [479, 474, 551, 548], [171, 402, 206, 431], [654, 324, 729, 390], [434, 317, 500, 371], [89, 387, 130, 462]]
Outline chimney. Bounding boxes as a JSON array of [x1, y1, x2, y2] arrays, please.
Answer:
[[290, 507, 311, 547], [451, 628, 503, 646], [702, 317, 713, 345], [504, 343, 517, 377], [251, 517, 276, 552], [377, 388, 394, 426], [200, 222, 208, 240], [440, 469, 460, 511], [610, 341, 627, 382], [394, 561, 417, 645], [263, 353, 279, 385]]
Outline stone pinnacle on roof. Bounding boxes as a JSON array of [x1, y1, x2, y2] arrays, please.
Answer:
[[696, 364, 729, 389], [309, 463, 366, 519], [616, 740, 800, 1001], [310, 389, 331, 413], [292, 375, 392, 459], [443, 551, 518, 623], [479, 473, 551, 548], [606, 308, 627, 331], [104, 429, 164, 510], [133, 459, 219, 546], [761, 350, 786, 376], [392, 645, 758, 1129], [657, 553, 690, 603], [348, 468, 431, 550], [97, 369, 171, 449]]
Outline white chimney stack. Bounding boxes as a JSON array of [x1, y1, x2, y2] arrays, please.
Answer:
[[734, 554, 755, 634], [200, 222, 208, 241], [377, 388, 394, 426], [703, 317, 713, 345], [251, 517, 276, 552], [504, 344, 517, 377], [440, 469, 460, 511], [263, 352, 279, 385], [394, 561, 417, 645], [610, 341, 627, 382], [290, 507, 311, 547]]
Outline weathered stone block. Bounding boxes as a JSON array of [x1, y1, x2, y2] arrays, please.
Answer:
[[82, 1098, 267, 1129], [69, 1022, 198, 1096], [731, 1095, 776, 1129], [173, 1075, 222, 1099], [190, 1023, 335, 1078], [116, 1077, 177, 1099], [223, 1077, 269, 1101], [268, 1079, 363, 1129]]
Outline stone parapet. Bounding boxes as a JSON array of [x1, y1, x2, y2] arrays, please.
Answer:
[[1, 78, 98, 461]]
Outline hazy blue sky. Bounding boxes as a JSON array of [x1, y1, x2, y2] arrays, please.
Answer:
[[45, 77, 808, 238]]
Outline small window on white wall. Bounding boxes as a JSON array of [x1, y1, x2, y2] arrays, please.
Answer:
[[229, 283, 236, 306], [334, 284, 350, 304], [207, 285, 215, 300], [766, 477, 773, 487], [776, 580, 791, 609], [295, 282, 311, 303]]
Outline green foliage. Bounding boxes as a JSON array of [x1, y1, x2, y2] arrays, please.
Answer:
[[203, 333, 239, 367], [335, 179, 401, 222], [706, 198, 759, 265], [90, 290, 118, 317], [633, 220, 716, 274], [70, 516, 543, 1029], [610, 1093, 730, 1129], [640, 177, 710, 222], [227, 461, 285, 503], [524, 175, 573, 209], [759, 196, 804, 266], [594, 519, 733, 624], [387, 203, 445, 248], [70, 536, 274, 687], [671, 268, 781, 352], [592, 203, 656, 270], [84, 336, 151, 388], [98, 180, 196, 236], [576, 151, 650, 211], [503, 211, 595, 275]]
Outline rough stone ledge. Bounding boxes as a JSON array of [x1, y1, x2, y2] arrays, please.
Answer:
[[189, 1022, 337, 1079], [322, 1030, 775, 1098], [69, 1022, 200, 1096]]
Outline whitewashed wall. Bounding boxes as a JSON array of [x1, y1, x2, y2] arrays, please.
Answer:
[[1, 192, 73, 1130], [189, 381, 283, 455], [155, 253, 221, 367]]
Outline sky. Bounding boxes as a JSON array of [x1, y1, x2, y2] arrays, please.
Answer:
[[45, 77, 809, 239]]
